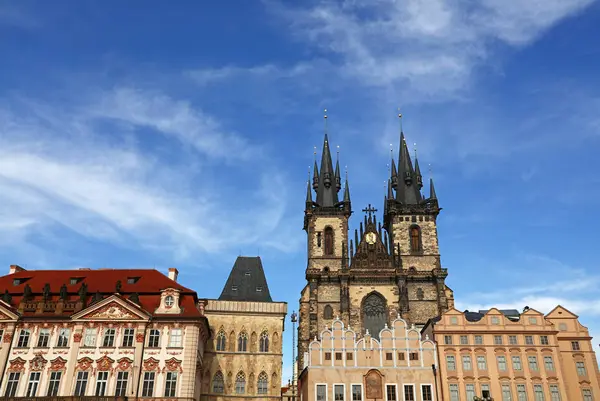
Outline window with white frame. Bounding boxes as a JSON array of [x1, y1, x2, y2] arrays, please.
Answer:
[[83, 328, 96, 347], [544, 356, 555, 371], [169, 328, 183, 347], [463, 355, 472, 370], [466, 384, 476, 401], [477, 355, 487, 370], [449, 384, 459, 401], [316, 384, 327, 401], [57, 328, 70, 347], [582, 389, 593, 401], [422, 385, 433, 401], [516, 384, 527, 401], [148, 329, 160, 347], [37, 328, 50, 347], [4, 372, 20, 397], [404, 385, 415, 401], [102, 328, 116, 347], [95, 371, 109, 396], [444, 335, 453, 345], [334, 384, 345, 401], [447, 355, 456, 370], [549, 385, 560, 401], [494, 335, 503, 345], [142, 372, 155, 397], [351, 384, 362, 401], [115, 371, 129, 396], [498, 355, 507, 371], [122, 328, 135, 347], [575, 361, 587, 376], [164, 372, 178, 397], [502, 384, 512, 401], [386, 384, 397, 401], [529, 317, 538, 324], [533, 384, 544, 401], [47, 371, 62, 396], [74, 371, 89, 396], [512, 355, 522, 370], [491, 316, 500, 325], [17, 329, 30, 347], [26, 371, 41, 397], [528, 356, 539, 371]]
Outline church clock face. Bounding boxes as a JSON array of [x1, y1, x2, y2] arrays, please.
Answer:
[[365, 232, 376, 244]]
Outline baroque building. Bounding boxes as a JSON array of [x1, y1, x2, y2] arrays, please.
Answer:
[[0, 264, 210, 400], [299, 120, 454, 369], [422, 306, 600, 401], [200, 256, 287, 400]]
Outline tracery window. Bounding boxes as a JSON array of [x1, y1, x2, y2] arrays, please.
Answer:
[[323, 305, 334, 319], [212, 371, 224, 394], [216, 330, 226, 351], [238, 331, 248, 352], [410, 225, 421, 252], [259, 331, 269, 353], [362, 292, 387, 340], [324, 227, 334, 255], [257, 372, 268, 394], [235, 371, 246, 394]]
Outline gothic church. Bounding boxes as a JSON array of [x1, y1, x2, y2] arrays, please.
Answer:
[[298, 120, 455, 367]]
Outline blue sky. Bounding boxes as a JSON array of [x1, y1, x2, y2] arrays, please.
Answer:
[[1, 0, 600, 383]]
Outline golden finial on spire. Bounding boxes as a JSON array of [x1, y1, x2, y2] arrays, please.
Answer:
[[345, 165, 348, 180], [398, 107, 403, 133], [414, 142, 418, 159]]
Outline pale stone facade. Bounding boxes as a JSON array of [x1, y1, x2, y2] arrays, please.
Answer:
[[299, 317, 438, 401], [199, 299, 287, 400], [0, 265, 210, 400], [422, 306, 600, 401]]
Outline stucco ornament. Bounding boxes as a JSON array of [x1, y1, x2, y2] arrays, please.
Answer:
[[87, 302, 137, 320], [143, 357, 160, 372], [77, 357, 93, 371], [164, 357, 183, 373], [30, 354, 48, 371], [73, 332, 83, 343], [96, 355, 115, 372], [365, 369, 383, 399], [8, 357, 26, 372], [49, 357, 67, 371], [117, 357, 133, 371]]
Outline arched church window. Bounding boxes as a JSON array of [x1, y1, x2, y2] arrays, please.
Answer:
[[259, 331, 269, 353], [235, 371, 246, 394], [216, 329, 226, 351], [417, 288, 424, 300], [257, 372, 268, 394], [212, 371, 224, 394], [324, 227, 334, 255], [410, 225, 421, 252], [238, 331, 248, 352], [362, 293, 387, 340], [323, 304, 334, 319]]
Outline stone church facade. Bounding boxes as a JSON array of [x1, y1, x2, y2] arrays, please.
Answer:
[[298, 122, 454, 369]]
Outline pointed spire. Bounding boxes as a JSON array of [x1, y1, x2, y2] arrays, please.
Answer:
[[335, 146, 341, 192], [312, 147, 319, 190], [316, 110, 339, 207], [429, 177, 437, 200], [387, 179, 394, 199], [343, 168, 351, 203], [395, 128, 421, 205], [390, 158, 398, 189], [305, 179, 313, 205]]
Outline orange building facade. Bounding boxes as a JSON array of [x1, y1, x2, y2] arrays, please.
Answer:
[[422, 306, 600, 401]]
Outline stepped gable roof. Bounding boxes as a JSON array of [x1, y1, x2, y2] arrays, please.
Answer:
[[0, 267, 201, 318], [218, 256, 273, 302]]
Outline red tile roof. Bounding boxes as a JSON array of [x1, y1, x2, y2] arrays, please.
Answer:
[[0, 268, 202, 318]]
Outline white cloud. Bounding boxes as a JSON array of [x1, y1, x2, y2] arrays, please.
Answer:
[[0, 88, 301, 263]]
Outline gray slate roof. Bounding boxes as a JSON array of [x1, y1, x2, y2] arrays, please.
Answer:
[[218, 256, 273, 302]]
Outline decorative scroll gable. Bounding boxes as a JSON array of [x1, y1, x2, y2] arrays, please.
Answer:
[[72, 295, 150, 321], [0, 301, 20, 321]]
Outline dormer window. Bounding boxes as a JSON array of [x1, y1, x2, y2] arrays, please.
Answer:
[[256, 287, 262, 292], [127, 277, 140, 284], [165, 296, 174, 308], [12, 277, 30, 286], [70, 277, 83, 285], [232, 286, 238, 291], [245, 271, 251, 276]]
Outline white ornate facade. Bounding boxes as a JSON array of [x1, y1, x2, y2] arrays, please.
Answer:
[[0, 265, 210, 400]]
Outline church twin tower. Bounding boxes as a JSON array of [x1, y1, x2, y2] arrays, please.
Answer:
[[298, 119, 455, 367]]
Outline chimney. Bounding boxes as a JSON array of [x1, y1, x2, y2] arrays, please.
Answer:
[[168, 268, 179, 282], [9, 265, 25, 274]]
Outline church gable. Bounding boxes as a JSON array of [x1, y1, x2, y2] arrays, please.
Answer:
[[72, 295, 149, 321], [349, 208, 395, 271]]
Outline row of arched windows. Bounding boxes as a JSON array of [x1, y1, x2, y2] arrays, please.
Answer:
[[215, 329, 274, 353], [211, 370, 271, 395]]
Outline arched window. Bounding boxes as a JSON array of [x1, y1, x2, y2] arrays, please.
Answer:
[[260, 331, 269, 353], [235, 371, 246, 394], [238, 331, 248, 352], [362, 292, 387, 340], [410, 225, 421, 252], [257, 372, 268, 394], [216, 330, 226, 351], [324, 227, 334, 255], [212, 371, 224, 394], [323, 304, 334, 319], [417, 288, 424, 300]]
